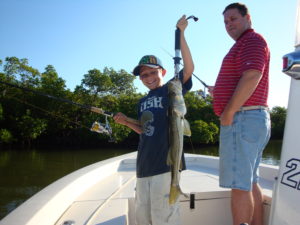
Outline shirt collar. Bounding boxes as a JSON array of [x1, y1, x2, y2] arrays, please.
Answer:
[[237, 28, 254, 41]]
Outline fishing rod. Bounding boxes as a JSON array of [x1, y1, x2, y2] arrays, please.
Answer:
[[0, 80, 140, 132], [174, 15, 200, 78], [0, 80, 114, 116], [164, 15, 209, 88], [161, 47, 209, 88], [172, 15, 209, 99]]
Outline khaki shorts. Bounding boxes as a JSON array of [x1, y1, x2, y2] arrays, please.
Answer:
[[135, 172, 180, 225]]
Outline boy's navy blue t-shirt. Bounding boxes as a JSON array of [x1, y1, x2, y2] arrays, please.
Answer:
[[136, 72, 192, 178]]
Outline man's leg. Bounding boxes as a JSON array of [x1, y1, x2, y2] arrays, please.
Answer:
[[251, 183, 264, 225], [231, 188, 254, 225]]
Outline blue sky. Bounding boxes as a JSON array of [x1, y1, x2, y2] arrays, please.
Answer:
[[0, 0, 298, 108]]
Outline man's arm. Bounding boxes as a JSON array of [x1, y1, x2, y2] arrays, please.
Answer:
[[220, 69, 262, 126], [176, 15, 194, 84]]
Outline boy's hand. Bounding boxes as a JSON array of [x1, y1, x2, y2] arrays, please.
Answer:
[[113, 112, 128, 126], [177, 15, 188, 32]]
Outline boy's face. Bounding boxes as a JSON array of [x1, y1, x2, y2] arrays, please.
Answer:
[[139, 66, 165, 90]]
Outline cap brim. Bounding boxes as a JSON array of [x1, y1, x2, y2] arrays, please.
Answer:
[[133, 64, 161, 76]]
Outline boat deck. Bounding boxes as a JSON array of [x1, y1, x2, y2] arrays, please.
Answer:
[[54, 154, 277, 225], [0, 152, 278, 225]]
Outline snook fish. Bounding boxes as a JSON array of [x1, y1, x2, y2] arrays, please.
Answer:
[[167, 77, 191, 205]]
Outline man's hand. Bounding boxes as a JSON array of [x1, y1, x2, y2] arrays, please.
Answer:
[[220, 110, 235, 126], [208, 85, 215, 97]]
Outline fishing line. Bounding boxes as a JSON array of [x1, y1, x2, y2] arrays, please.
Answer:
[[0, 80, 140, 125], [5, 94, 116, 142], [0, 80, 114, 117], [187, 136, 196, 154], [0, 80, 117, 141], [6, 94, 89, 130]]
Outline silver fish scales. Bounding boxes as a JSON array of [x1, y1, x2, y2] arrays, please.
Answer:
[[167, 77, 191, 204]]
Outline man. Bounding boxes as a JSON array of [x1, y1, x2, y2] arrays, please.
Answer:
[[209, 3, 271, 225]]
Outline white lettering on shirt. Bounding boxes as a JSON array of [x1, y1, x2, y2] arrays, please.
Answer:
[[140, 97, 163, 112]]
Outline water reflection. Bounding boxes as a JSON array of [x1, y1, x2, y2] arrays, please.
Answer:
[[0, 140, 282, 220], [261, 139, 282, 165], [0, 148, 131, 220], [185, 139, 282, 166]]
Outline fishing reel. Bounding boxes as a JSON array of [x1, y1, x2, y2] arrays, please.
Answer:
[[90, 115, 115, 142], [90, 121, 111, 135]]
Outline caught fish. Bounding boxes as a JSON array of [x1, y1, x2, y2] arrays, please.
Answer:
[[167, 77, 191, 205]]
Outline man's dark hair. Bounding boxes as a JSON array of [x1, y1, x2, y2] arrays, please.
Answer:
[[223, 2, 249, 16]]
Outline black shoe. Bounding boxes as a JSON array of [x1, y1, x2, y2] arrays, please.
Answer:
[[240, 223, 249, 225]]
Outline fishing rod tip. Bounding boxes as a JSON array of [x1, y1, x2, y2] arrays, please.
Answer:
[[186, 15, 199, 22]]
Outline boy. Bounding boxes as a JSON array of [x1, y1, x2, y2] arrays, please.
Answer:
[[113, 15, 194, 225]]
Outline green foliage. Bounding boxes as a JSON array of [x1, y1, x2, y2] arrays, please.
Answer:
[[81, 68, 113, 96], [0, 104, 3, 121], [184, 91, 218, 125], [3, 57, 40, 85], [0, 129, 14, 143], [0, 56, 287, 149], [104, 68, 137, 95], [16, 109, 47, 146], [190, 120, 219, 144], [40, 65, 66, 94], [78, 67, 136, 97], [270, 106, 287, 139]]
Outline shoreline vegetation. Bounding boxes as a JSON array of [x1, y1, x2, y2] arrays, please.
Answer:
[[0, 57, 287, 150]]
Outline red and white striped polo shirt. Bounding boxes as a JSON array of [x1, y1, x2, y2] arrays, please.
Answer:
[[213, 29, 270, 116]]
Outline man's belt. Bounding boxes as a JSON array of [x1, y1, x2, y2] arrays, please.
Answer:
[[239, 105, 269, 111]]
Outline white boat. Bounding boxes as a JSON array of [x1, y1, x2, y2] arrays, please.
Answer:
[[0, 152, 278, 225], [267, 0, 300, 224], [2, 1, 300, 224]]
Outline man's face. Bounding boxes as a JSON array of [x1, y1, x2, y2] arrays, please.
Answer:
[[139, 66, 165, 90], [223, 8, 251, 41]]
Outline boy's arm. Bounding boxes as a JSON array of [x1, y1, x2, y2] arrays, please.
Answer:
[[113, 112, 142, 134], [177, 15, 194, 84]]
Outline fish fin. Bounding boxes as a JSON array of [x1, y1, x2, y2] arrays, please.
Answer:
[[183, 119, 191, 137]]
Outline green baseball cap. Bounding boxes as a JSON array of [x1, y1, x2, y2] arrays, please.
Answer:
[[133, 55, 165, 76]]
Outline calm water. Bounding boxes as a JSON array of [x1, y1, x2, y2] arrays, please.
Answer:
[[0, 140, 282, 220]]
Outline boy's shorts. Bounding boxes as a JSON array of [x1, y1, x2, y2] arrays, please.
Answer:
[[219, 109, 271, 191], [135, 172, 180, 225]]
